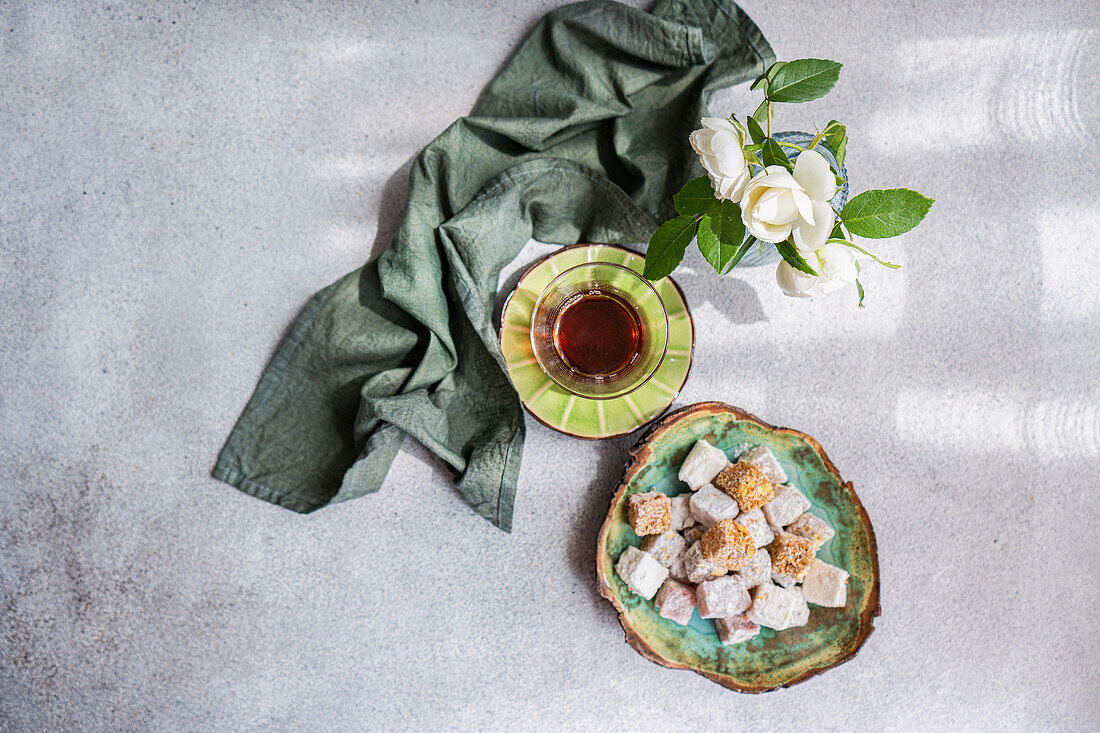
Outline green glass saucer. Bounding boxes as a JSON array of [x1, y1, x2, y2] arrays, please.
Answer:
[[498, 244, 693, 439], [596, 402, 880, 692]]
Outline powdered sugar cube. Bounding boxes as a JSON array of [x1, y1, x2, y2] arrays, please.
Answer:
[[786, 512, 834, 549], [615, 546, 668, 600], [801, 559, 849, 607], [762, 485, 811, 529], [669, 494, 696, 531], [678, 440, 730, 490], [739, 445, 787, 486], [735, 508, 774, 548], [735, 548, 771, 589], [716, 614, 760, 645], [654, 578, 696, 626], [695, 575, 751, 619], [787, 589, 810, 629], [689, 484, 741, 528], [641, 530, 687, 569], [683, 541, 726, 583], [746, 582, 801, 630]]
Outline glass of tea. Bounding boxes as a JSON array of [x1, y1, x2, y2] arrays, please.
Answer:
[[530, 262, 669, 399]]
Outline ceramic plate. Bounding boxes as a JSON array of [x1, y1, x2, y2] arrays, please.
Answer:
[[596, 402, 880, 692], [498, 244, 693, 439]]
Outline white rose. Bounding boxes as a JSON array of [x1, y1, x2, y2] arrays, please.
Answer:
[[689, 118, 751, 202], [740, 149, 837, 250], [776, 244, 858, 298]]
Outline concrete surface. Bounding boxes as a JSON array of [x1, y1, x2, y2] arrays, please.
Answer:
[[2, 1, 1098, 730]]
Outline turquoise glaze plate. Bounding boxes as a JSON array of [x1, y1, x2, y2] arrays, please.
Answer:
[[596, 402, 880, 692]]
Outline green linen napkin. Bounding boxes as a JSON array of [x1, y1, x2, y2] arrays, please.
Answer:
[[214, 0, 773, 530]]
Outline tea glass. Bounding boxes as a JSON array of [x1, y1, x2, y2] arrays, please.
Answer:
[[530, 262, 669, 400]]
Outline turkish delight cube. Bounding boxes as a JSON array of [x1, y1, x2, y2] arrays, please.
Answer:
[[641, 530, 687, 569], [615, 546, 669, 600], [678, 440, 730, 490], [786, 512, 835, 549], [683, 541, 727, 583], [735, 547, 772, 589], [801, 559, 849, 607], [689, 484, 741, 528], [682, 524, 704, 545], [700, 519, 755, 571], [655, 578, 697, 626], [762, 485, 811, 529], [736, 508, 774, 549], [739, 445, 788, 486], [768, 531, 817, 583], [628, 491, 672, 536], [787, 589, 810, 629], [695, 575, 751, 619], [746, 582, 800, 630], [669, 493, 696, 531], [716, 614, 760, 645], [714, 461, 775, 511]]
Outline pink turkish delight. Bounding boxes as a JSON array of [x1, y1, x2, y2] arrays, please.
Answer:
[[716, 614, 760, 645], [695, 574, 751, 619], [654, 578, 697, 626]]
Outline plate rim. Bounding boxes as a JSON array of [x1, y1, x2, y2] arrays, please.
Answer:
[[497, 243, 695, 440], [595, 400, 881, 693]]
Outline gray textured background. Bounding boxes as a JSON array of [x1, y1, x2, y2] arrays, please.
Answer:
[[2, 1, 1098, 730]]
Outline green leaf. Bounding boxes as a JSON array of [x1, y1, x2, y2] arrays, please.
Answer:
[[750, 61, 787, 92], [855, 261, 865, 307], [761, 139, 792, 170], [673, 176, 716, 216], [822, 120, 847, 168], [746, 116, 765, 145], [751, 99, 770, 126], [775, 240, 818, 276], [829, 221, 845, 240], [696, 200, 746, 274], [841, 189, 935, 239], [767, 59, 842, 103], [721, 237, 756, 275], [644, 215, 698, 280]]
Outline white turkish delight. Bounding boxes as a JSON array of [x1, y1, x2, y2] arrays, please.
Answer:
[[669, 493, 696, 531], [689, 484, 741, 528], [678, 440, 730, 490], [787, 588, 810, 629], [735, 508, 774, 549], [762, 485, 811, 529], [695, 575, 751, 619], [683, 541, 726, 583], [615, 546, 668, 600], [801, 559, 849, 607], [735, 547, 771, 589], [739, 445, 787, 486], [641, 530, 687, 569], [746, 582, 801, 630], [716, 614, 760, 645], [786, 512, 835, 549], [655, 578, 697, 626]]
